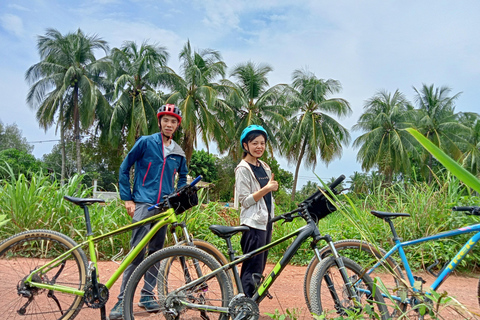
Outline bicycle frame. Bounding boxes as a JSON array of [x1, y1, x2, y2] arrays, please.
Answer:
[[369, 222, 480, 301], [167, 217, 350, 314], [24, 208, 179, 296]]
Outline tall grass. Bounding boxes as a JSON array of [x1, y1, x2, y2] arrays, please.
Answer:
[[0, 168, 131, 258], [1, 168, 479, 271]]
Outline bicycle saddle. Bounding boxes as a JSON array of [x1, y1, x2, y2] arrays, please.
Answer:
[[370, 210, 411, 220], [64, 195, 105, 206], [209, 225, 250, 239]]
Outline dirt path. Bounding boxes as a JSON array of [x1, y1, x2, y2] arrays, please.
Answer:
[[74, 262, 480, 320]]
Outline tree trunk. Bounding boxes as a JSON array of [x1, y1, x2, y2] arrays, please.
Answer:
[[290, 139, 307, 202], [183, 129, 195, 165], [60, 121, 66, 186], [73, 87, 82, 174]]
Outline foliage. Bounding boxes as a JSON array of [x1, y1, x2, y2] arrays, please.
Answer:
[[0, 121, 33, 153], [352, 90, 417, 182], [221, 61, 289, 160], [42, 134, 122, 191], [283, 68, 351, 201], [108, 40, 168, 148], [165, 40, 229, 163], [406, 128, 480, 194], [211, 155, 237, 202], [0, 149, 44, 180], [25, 28, 110, 173], [189, 150, 218, 183]]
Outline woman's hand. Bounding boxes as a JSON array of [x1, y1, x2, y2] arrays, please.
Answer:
[[266, 173, 279, 192]]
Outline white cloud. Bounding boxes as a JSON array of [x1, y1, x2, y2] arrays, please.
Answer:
[[1, 14, 24, 37]]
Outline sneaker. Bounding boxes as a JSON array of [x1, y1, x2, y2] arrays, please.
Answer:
[[138, 295, 160, 312], [109, 300, 123, 320]]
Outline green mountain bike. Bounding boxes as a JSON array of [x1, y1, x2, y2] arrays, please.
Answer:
[[0, 176, 229, 320]]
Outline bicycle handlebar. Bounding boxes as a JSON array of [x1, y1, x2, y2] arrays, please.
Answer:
[[148, 175, 203, 211], [271, 174, 346, 223], [452, 206, 480, 215]]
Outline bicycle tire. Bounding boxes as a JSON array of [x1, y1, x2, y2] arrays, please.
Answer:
[[309, 256, 389, 319], [303, 239, 407, 318], [123, 245, 234, 320], [0, 229, 88, 320], [160, 239, 237, 294]]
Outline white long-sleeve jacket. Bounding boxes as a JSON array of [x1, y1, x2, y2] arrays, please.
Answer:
[[234, 159, 275, 230]]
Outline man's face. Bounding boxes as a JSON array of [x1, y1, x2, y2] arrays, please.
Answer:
[[159, 115, 179, 137]]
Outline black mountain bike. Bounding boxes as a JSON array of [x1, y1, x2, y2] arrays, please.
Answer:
[[122, 175, 389, 320]]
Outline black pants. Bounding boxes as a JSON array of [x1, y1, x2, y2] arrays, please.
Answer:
[[240, 220, 273, 298]]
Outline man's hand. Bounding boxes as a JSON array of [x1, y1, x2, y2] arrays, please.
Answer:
[[124, 200, 135, 218]]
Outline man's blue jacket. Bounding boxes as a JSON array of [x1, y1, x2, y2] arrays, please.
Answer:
[[119, 133, 188, 205]]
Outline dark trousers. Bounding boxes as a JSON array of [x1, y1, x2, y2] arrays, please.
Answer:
[[117, 203, 167, 300], [240, 220, 273, 298]]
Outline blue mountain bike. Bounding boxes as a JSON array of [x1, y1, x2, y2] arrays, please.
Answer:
[[311, 206, 480, 318]]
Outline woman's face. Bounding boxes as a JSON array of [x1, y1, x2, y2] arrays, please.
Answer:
[[245, 135, 266, 158]]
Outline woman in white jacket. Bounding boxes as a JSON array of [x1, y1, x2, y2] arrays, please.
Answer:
[[235, 125, 279, 298]]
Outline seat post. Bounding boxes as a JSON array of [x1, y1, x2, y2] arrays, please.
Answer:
[[81, 205, 94, 237], [385, 218, 400, 242]]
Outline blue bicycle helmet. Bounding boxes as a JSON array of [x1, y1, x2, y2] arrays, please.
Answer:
[[240, 125, 268, 150]]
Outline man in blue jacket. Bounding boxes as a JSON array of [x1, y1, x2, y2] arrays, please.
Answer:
[[110, 104, 188, 319]]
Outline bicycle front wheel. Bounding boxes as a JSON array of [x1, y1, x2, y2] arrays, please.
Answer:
[[123, 246, 233, 320], [0, 229, 88, 320], [309, 256, 388, 320], [304, 239, 407, 317]]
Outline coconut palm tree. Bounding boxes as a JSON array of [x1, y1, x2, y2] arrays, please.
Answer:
[[108, 40, 172, 148], [165, 41, 229, 163], [25, 28, 110, 175], [222, 61, 289, 160], [353, 90, 417, 183], [458, 112, 480, 177], [413, 84, 466, 182], [284, 69, 352, 201]]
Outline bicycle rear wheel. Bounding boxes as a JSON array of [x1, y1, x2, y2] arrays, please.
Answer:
[[309, 256, 388, 319], [123, 246, 233, 320], [160, 239, 237, 293], [0, 230, 88, 320], [304, 239, 407, 317]]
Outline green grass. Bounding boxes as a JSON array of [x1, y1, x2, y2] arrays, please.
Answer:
[[1, 169, 479, 272]]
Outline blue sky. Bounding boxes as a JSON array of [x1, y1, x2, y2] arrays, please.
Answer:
[[1, 0, 479, 187]]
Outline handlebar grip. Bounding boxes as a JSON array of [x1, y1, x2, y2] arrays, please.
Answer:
[[148, 204, 157, 211], [452, 206, 475, 212], [329, 174, 345, 190], [191, 175, 203, 187], [271, 215, 284, 223]]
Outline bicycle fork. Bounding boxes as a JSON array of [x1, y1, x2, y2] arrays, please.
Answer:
[[317, 235, 362, 312]]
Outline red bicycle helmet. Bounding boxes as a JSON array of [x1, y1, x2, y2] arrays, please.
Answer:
[[157, 104, 182, 123]]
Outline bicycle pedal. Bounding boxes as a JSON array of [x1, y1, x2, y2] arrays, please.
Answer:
[[266, 292, 273, 299]]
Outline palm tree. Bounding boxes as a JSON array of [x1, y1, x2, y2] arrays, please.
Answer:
[[165, 41, 228, 163], [25, 28, 110, 174], [222, 61, 289, 160], [353, 90, 417, 183], [458, 112, 480, 177], [284, 69, 352, 201], [348, 171, 369, 194], [108, 41, 171, 148], [413, 84, 466, 182]]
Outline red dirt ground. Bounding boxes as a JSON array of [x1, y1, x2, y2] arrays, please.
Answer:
[[72, 261, 480, 320]]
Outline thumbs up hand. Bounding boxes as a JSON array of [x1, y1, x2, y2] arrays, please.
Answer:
[[266, 173, 279, 192]]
